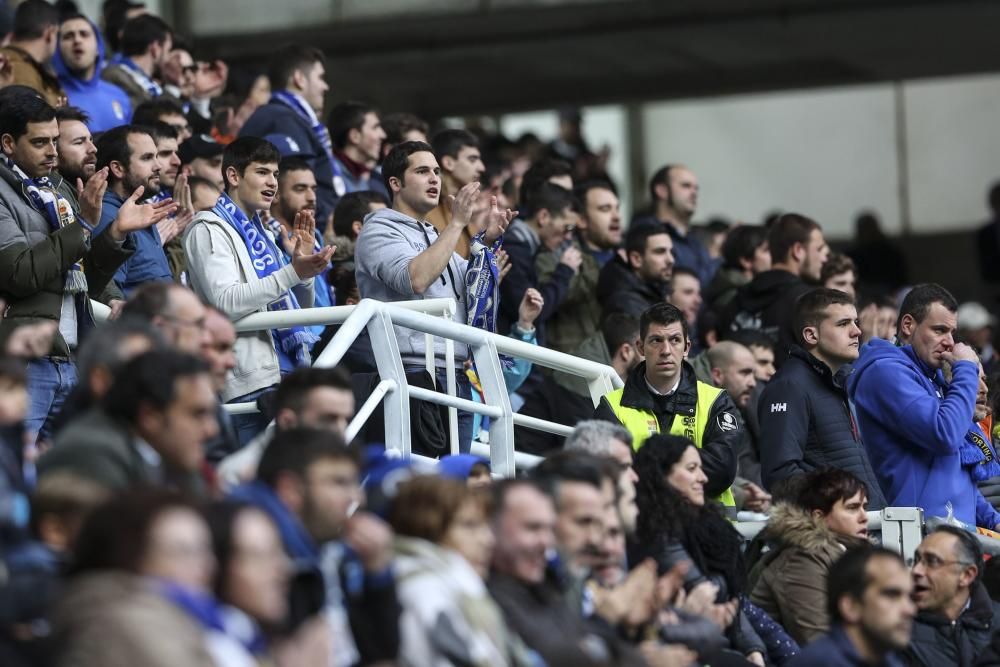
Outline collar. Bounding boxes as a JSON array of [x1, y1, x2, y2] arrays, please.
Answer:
[[133, 436, 161, 469], [333, 147, 369, 179], [646, 373, 682, 397], [621, 360, 698, 413], [275, 89, 320, 125]]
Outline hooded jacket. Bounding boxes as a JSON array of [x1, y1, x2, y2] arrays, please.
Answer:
[[847, 338, 1000, 528], [750, 503, 867, 645], [596, 253, 667, 319], [354, 207, 471, 367], [719, 269, 813, 365], [52, 18, 132, 133], [758, 346, 887, 509]]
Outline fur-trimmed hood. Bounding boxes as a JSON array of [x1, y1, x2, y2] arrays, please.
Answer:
[[766, 502, 867, 553]]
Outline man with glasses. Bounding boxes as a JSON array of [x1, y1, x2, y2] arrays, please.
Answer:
[[131, 97, 192, 142], [906, 525, 1000, 666]]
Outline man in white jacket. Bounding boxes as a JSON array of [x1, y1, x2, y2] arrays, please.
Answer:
[[183, 136, 334, 445]]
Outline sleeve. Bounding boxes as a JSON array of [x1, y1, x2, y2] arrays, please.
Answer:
[[733, 606, 767, 658], [346, 567, 402, 664], [499, 241, 574, 327], [757, 378, 811, 491], [536, 248, 597, 308], [83, 226, 133, 298], [0, 206, 90, 298], [855, 359, 978, 454], [503, 327, 536, 394], [183, 221, 302, 319], [701, 391, 741, 498], [770, 551, 832, 643], [594, 395, 621, 423], [355, 225, 419, 297], [975, 487, 1000, 530]]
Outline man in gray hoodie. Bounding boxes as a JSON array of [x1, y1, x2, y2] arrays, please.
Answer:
[[355, 140, 513, 451]]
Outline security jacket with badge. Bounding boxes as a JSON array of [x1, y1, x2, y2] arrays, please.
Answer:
[[595, 360, 740, 504]]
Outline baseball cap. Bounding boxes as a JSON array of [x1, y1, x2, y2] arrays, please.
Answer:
[[178, 133, 223, 165]]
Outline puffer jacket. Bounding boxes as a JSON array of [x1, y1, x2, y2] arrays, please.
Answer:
[[751, 503, 867, 645], [905, 581, 1000, 667]]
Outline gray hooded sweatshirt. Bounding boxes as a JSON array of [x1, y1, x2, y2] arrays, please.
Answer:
[[355, 207, 469, 367]]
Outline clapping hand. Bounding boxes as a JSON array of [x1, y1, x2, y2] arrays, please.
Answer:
[[110, 186, 177, 242], [290, 208, 335, 280], [483, 195, 516, 244], [76, 168, 108, 228]]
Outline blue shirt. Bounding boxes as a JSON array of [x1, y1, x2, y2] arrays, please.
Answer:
[[95, 190, 172, 295]]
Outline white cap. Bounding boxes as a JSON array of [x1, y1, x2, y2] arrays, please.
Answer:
[[958, 302, 997, 330]]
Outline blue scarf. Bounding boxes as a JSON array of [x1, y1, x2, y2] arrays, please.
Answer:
[[271, 90, 347, 195], [962, 423, 1000, 482], [2, 156, 88, 294], [212, 193, 317, 365], [156, 580, 268, 655], [111, 55, 163, 97], [466, 232, 512, 369]]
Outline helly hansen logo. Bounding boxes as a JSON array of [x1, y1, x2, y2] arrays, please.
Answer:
[[771, 403, 787, 413]]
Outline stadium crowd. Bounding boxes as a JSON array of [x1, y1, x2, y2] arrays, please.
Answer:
[[4, 1, 1000, 666]]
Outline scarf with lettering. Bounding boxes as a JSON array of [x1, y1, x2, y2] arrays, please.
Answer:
[[112, 55, 163, 97], [963, 421, 1000, 482]]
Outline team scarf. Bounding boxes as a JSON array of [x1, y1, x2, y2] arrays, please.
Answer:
[[1, 156, 88, 294], [111, 54, 163, 97], [466, 232, 513, 369], [962, 422, 1000, 482], [213, 192, 317, 365], [270, 90, 347, 195]]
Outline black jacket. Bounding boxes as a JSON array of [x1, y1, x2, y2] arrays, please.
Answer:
[[757, 346, 887, 509], [595, 361, 740, 498], [905, 581, 1000, 667], [719, 269, 813, 366], [595, 254, 667, 319]]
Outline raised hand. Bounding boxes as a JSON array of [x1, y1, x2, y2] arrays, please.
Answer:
[[517, 288, 544, 330], [448, 181, 481, 226], [291, 213, 334, 281], [110, 186, 178, 241], [76, 168, 108, 228], [495, 248, 512, 284], [156, 216, 180, 244], [483, 195, 516, 244], [559, 244, 583, 272], [292, 208, 317, 256]]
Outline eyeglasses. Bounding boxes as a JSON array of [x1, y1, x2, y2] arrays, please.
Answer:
[[912, 551, 973, 569], [181, 65, 197, 75]]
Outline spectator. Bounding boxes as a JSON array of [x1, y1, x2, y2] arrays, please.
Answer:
[[240, 46, 337, 225], [216, 365, 355, 490], [720, 213, 829, 365], [200, 306, 239, 464], [846, 211, 909, 293], [0, 0, 62, 107], [668, 266, 703, 354], [958, 301, 998, 370], [148, 121, 197, 281], [438, 453, 492, 487], [597, 223, 673, 318], [427, 129, 485, 258], [596, 303, 740, 505], [517, 157, 573, 211], [101, 14, 172, 110], [500, 182, 579, 340], [758, 288, 887, 508], [705, 224, 770, 314], [132, 96, 192, 142], [787, 547, 914, 667], [389, 475, 533, 666], [0, 94, 142, 443], [906, 526, 1000, 667], [848, 284, 1000, 528], [327, 100, 385, 202], [858, 293, 900, 345], [119, 282, 210, 355], [751, 468, 871, 644], [327, 189, 388, 267], [184, 136, 333, 445], [563, 422, 639, 535], [160, 44, 196, 109], [631, 434, 767, 665], [372, 111, 429, 201], [535, 180, 616, 354], [178, 132, 224, 191], [633, 164, 715, 287], [39, 349, 217, 493], [187, 174, 221, 212], [730, 330, 777, 383], [228, 427, 401, 666], [53, 13, 131, 131], [354, 141, 512, 451], [821, 252, 858, 302], [93, 124, 173, 295]]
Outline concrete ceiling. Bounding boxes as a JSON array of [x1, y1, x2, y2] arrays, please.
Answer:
[[188, 0, 1000, 118]]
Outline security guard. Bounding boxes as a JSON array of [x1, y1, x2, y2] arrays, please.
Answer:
[[596, 302, 740, 505]]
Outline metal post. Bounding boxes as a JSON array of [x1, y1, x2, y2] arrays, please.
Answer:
[[365, 307, 412, 457], [472, 338, 515, 477]]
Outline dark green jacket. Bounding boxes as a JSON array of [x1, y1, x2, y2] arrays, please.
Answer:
[[0, 162, 132, 356], [535, 240, 602, 354]]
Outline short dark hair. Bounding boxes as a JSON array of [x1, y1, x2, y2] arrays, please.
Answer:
[[768, 213, 821, 264], [257, 427, 357, 488], [519, 158, 572, 211], [103, 349, 209, 424], [648, 164, 676, 203], [827, 547, 906, 624], [722, 224, 768, 271], [222, 136, 280, 190], [526, 183, 574, 220], [727, 330, 775, 352], [327, 101, 376, 151], [898, 283, 958, 332], [0, 93, 56, 141], [119, 279, 178, 321], [120, 14, 171, 58], [273, 366, 353, 416], [531, 450, 607, 493], [267, 45, 325, 90], [431, 128, 478, 164], [795, 468, 868, 514], [95, 124, 150, 175], [278, 156, 313, 180], [333, 190, 388, 239], [148, 121, 178, 144], [131, 97, 185, 126], [625, 222, 667, 258], [821, 252, 856, 285], [640, 302, 689, 342], [574, 179, 617, 207], [55, 105, 89, 125], [381, 112, 428, 146], [491, 478, 550, 521], [929, 524, 984, 580], [602, 313, 639, 357], [793, 287, 856, 346], [13, 0, 59, 40], [382, 140, 433, 193], [670, 266, 700, 288]]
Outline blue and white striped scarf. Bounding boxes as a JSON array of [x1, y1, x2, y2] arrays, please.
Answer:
[[112, 55, 163, 97], [212, 193, 317, 366], [271, 90, 347, 195]]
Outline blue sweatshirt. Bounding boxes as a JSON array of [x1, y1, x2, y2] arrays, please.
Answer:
[[847, 338, 1000, 528], [52, 17, 131, 133]]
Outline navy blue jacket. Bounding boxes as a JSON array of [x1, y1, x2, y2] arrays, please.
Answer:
[[240, 101, 337, 226], [632, 214, 718, 287], [94, 190, 171, 295], [758, 346, 887, 509], [789, 626, 904, 667], [848, 339, 1000, 528]]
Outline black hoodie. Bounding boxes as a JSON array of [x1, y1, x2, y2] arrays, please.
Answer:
[[718, 269, 812, 366]]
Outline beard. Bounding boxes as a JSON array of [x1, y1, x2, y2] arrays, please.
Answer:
[[124, 172, 160, 198]]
